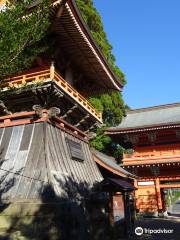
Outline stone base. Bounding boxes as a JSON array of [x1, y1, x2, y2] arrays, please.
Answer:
[[0, 200, 89, 240], [0, 201, 62, 240], [138, 211, 159, 218]]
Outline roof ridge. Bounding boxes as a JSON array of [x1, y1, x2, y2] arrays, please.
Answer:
[[126, 102, 180, 114]]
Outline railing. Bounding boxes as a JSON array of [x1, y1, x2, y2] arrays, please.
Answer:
[[2, 66, 102, 123], [123, 144, 180, 162]]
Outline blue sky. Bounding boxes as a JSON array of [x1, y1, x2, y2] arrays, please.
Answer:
[[94, 0, 180, 109]]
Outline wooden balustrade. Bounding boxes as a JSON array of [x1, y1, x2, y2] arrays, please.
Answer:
[[2, 66, 102, 123], [123, 144, 180, 162]]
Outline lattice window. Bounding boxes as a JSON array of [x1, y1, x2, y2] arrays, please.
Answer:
[[66, 138, 84, 162]]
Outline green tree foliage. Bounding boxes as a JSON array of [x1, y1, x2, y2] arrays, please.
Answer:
[[90, 127, 112, 152], [89, 90, 128, 160], [0, 0, 50, 80], [89, 91, 126, 126]]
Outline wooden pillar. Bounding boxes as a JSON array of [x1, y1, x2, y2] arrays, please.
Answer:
[[155, 178, 162, 211], [109, 194, 114, 226], [134, 179, 139, 210], [50, 62, 55, 79]]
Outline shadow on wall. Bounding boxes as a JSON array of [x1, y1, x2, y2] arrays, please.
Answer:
[[0, 167, 124, 240], [0, 151, 24, 214]]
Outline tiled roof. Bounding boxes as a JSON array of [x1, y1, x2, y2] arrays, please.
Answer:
[[92, 149, 136, 178], [110, 102, 180, 130], [0, 122, 102, 200], [100, 178, 136, 192]]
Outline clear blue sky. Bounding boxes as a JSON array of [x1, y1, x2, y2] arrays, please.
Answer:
[[94, 0, 180, 109]]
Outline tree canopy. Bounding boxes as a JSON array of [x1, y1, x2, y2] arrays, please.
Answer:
[[0, 0, 50, 80], [88, 91, 126, 126]]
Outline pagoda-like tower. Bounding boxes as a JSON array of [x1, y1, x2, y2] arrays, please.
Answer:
[[0, 1, 136, 239], [106, 103, 180, 216]]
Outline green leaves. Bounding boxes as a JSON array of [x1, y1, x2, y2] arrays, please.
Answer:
[[88, 90, 127, 155], [90, 127, 112, 152], [0, 0, 50, 80], [89, 91, 126, 126]]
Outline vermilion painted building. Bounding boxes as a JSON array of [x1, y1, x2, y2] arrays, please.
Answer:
[[106, 103, 180, 216]]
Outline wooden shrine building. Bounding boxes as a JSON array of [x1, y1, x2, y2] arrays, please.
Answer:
[[92, 150, 136, 237], [0, 0, 135, 239], [106, 103, 180, 216]]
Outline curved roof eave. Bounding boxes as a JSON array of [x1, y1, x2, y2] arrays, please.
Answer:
[[106, 102, 180, 134], [92, 149, 137, 179], [68, 0, 123, 91], [29, 0, 123, 90], [106, 123, 180, 135]]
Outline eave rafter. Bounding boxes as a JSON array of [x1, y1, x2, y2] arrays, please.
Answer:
[[49, 0, 123, 91], [123, 161, 180, 168], [61, 104, 78, 119], [74, 114, 90, 127]]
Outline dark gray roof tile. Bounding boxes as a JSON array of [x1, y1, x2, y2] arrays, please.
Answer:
[[92, 149, 136, 178], [111, 102, 180, 130]]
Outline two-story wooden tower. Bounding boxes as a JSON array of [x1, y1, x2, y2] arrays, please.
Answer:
[[0, 0, 136, 239]]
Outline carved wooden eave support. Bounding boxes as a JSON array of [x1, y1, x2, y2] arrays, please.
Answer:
[[61, 104, 78, 119], [49, 86, 64, 106], [32, 83, 64, 107], [0, 81, 101, 131], [147, 132, 157, 144], [87, 132, 97, 140], [0, 100, 11, 115], [32, 105, 44, 118], [48, 107, 61, 118], [124, 134, 139, 146], [85, 122, 104, 134], [0, 63, 103, 129], [33, 105, 61, 119], [150, 165, 160, 176], [85, 123, 96, 134], [74, 114, 90, 127]]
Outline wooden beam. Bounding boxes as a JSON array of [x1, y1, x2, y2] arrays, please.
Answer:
[[0, 100, 11, 115], [61, 104, 78, 119], [74, 114, 90, 127], [87, 132, 97, 140], [155, 178, 163, 210], [160, 184, 180, 189], [85, 122, 97, 133]]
